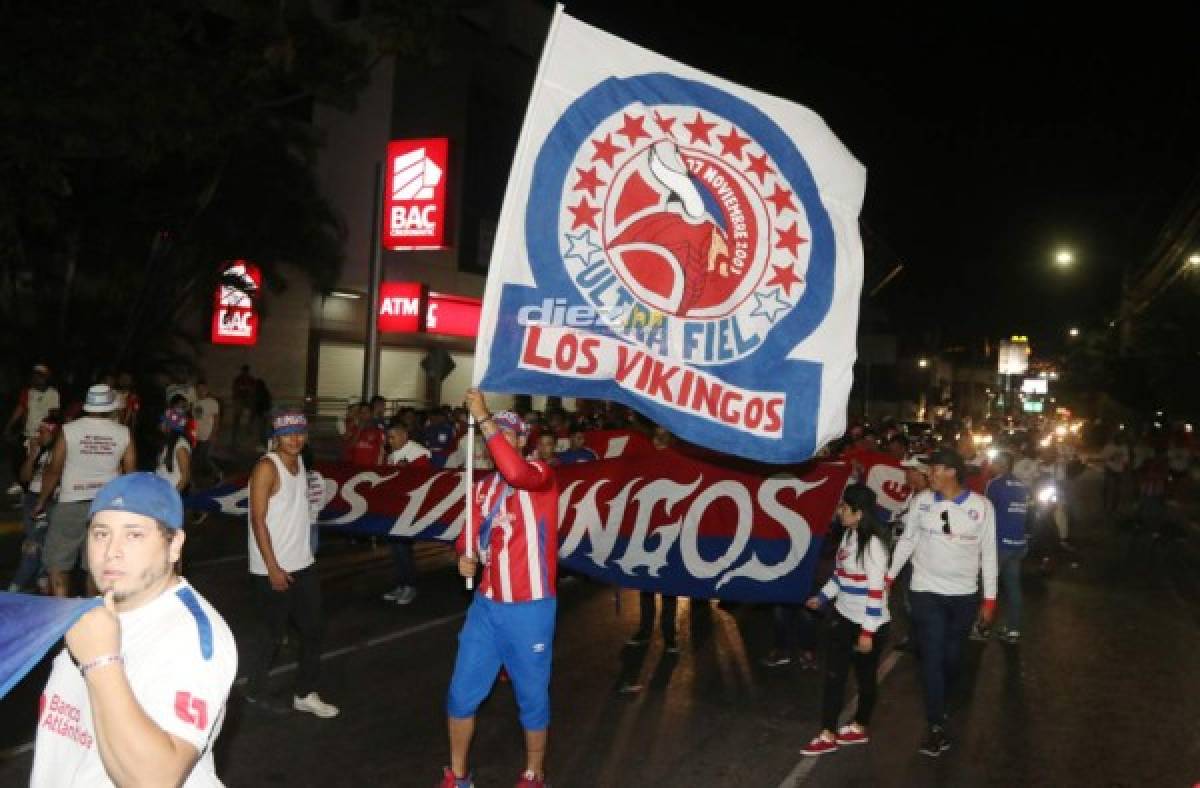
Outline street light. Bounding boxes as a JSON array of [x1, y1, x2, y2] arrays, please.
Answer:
[[1189, 253, 1200, 266], [1068, 327, 1080, 337], [1055, 249, 1074, 266], [918, 358, 929, 368]]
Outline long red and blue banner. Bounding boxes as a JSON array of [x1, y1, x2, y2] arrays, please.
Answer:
[[186, 451, 850, 604]]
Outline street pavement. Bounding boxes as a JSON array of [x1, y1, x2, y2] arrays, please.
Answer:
[[0, 465, 1198, 787]]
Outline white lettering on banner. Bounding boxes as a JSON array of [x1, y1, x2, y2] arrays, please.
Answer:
[[197, 464, 842, 594], [388, 471, 465, 537], [557, 477, 636, 564], [614, 477, 701, 577], [326, 471, 399, 525], [678, 480, 754, 580], [715, 476, 822, 589], [518, 325, 785, 438]]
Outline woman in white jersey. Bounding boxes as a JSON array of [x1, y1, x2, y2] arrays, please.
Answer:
[[801, 484, 893, 757]]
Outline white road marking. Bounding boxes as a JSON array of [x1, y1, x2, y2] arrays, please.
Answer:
[[775, 649, 904, 788]]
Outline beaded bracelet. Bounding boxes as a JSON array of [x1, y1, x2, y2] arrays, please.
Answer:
[[79, 654, 124, 677]]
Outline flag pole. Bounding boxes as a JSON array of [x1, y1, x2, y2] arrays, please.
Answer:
[[463, 417, 476, 591]]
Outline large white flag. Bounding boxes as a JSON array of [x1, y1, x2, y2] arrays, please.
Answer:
[[474, 8, 865, 463]]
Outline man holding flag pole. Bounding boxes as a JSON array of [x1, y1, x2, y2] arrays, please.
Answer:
[[443, 389, 559, 788], [445, 1, 865, 780]]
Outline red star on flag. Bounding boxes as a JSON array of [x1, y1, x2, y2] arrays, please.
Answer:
[[683, 112, 717, 145], [574, 166, 605, 198], [653, 111, 676, 137], [766, 184, 797, 215], [765, 262, 803, 296], [775, 222, 808, 257], [746, 152, 774, 184], [569, 198, 601, 231], [616, 113, 650, 146], [717, 126, 751, 160], [591, 133, 624, 168]]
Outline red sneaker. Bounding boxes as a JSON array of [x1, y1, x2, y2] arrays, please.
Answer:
[[515, 770, 547, 787], [835, 724, 869, 745], [439, 767, 473, 788], [800, 734, 838, 756]]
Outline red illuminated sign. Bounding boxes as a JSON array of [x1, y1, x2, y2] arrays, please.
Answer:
[[378, 282, 425, 333], [383, 138, 448, 250], [426, 292, 481, 338], [211, 261, 261, 345], [377, 283, 480, 338]]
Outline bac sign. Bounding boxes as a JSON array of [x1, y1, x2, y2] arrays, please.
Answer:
[[383, 138, 448, 250], [211, 261, 261, 346]]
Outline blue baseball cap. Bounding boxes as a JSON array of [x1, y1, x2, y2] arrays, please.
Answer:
[[89, 473, 184, 530]]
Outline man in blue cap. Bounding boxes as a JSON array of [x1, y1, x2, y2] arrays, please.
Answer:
[[30, 473, 237, 787]]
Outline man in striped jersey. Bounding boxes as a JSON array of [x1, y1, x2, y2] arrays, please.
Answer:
[[441, 389, 559, 788]]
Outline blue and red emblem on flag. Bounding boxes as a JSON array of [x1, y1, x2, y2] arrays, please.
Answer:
[[474, 11, 865, 464]]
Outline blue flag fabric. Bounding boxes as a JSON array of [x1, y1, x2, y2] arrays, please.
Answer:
[[0, 592, 101, 699]]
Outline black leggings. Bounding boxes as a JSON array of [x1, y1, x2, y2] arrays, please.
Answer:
[[820, 611, 889, 731]]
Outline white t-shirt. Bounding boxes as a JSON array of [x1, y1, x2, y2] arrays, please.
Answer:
[[23, 387, 60, 437], [889, 488, 998, 599], [156, 439, 192, 490], [31, 580, 237, 787], [59, 418, 131, 503], [248, 453, 314, 575], [386, 440, 431, 466], [193, 398, 220, 442]]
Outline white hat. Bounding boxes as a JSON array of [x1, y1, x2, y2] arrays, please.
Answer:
[[901, 455, 930, 474], [83, 384, 119, 413]]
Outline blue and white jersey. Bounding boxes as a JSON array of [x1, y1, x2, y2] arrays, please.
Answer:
[[985, 473, 1030, 550]]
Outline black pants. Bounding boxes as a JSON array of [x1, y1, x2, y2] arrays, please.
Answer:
[[772, 604, 817, 653], [909, 591, 976, 726], [244, 568, 324, 698], [636, 592, 677, 644], [820, 611, 889, 731]]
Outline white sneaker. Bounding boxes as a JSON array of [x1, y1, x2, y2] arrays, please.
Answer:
[[381, 582, 415, 602], [6, 483, 21, 495], [293, 692, 339, 718], [394, 586, 417, 605]]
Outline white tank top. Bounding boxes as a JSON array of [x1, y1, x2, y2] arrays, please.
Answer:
[[58, 418, 131, 503], [248, 453, 314, 575]]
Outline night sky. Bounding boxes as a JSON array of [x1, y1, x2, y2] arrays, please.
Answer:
[[561, 2, 1200, 357]]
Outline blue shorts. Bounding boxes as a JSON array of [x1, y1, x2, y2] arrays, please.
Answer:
[[446, 595, 556, 730]]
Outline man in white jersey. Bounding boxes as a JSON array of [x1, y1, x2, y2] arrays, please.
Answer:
[[241, 409, 339, 718], [886, 448, 997, 758], [30, 472, 236, 787], [36, 384, 137, 598]]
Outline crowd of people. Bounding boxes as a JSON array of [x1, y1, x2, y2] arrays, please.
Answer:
[[3, 360, 1196, 786]]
